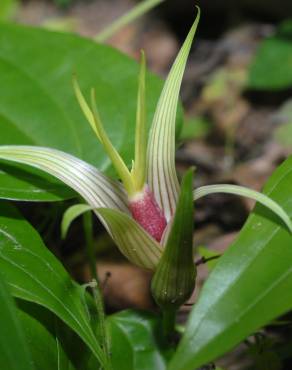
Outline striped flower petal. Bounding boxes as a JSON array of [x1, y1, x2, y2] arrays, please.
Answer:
[[95, 208, 163, 269], [0, 146, 130, 217], [61, 202, 163, 269], [146, 7, 200, 221], [194, 184, 292, 233]]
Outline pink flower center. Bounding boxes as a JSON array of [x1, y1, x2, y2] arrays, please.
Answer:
[[129, 186, 167, 242]]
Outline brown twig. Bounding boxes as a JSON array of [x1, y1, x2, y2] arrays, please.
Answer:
[[195, 254, 221, 266]]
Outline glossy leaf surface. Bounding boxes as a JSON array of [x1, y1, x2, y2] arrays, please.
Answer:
[[0, 161, 75, 202], [169, 156, 292, 370], [0, 202, 106, 367], [17, 300, 99, 370], [17, 301, 78, 370], [0, 23, 170, 200], [108, 310, 173, 370], [0, 273, 34, 370]]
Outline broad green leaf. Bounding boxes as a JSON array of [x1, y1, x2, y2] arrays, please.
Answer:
[[0, 0, 18, 20], [169, 156, 292, 370], [17, 301, 79, 370], [0, 202, 106, 367], [0, 273, 34, 370], [0, 22, 174, 200], [17, 301, 99, 370], [107, 310, 173, 370], [248, 20, 292, 90], [147, 7, 200, 221], [0, 161, 75, 202]]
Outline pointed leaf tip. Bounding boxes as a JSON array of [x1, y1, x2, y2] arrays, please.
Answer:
[[90, 89, 135, 196], [72, 75, 100, 139]]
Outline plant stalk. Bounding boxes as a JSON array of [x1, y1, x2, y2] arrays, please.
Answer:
[[82, 211, 112, 370], [95, 0, 164, 42], [162, 308, 177, 339]]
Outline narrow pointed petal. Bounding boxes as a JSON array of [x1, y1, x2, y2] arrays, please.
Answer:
[[90, 89, 135, 195], [74, 78, 134, 195], [132, 50, 147, 191], [194, 184, 292, 233], [0, 146, 129, 215], [96, 208, 163, 270], [72, 76, 101, 140], [147, 7, 200, 221]]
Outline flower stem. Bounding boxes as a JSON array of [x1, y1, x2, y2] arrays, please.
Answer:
[[162, 308, 177, 339], [82, 211, 112, 369], [82, 211, 97, 280]]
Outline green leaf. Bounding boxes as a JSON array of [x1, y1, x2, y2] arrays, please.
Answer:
[[248, 20, 292, 90], [0, 202, 106, 367], [274, 99, 292, 149], [0, 22, 173, 200], [0, 0, 18, 20], [146, 7, 200, 221], [180, 117, 211, 141], [17, 301, 80, 370], [169, 156, 292, 370], [0, 161, 75, 202], [17, 301, 99, 370], [0, 273, 34, 370], [107, 310, 173, 370]]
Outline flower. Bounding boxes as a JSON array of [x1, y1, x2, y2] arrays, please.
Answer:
[[0, 7, 290, 273]]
